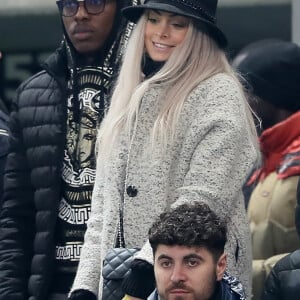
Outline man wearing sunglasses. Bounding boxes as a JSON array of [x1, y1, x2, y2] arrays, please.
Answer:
[[0, 1, 138, 300]]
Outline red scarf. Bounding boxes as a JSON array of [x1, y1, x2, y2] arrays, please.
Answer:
[[248, 111, 300, 184]]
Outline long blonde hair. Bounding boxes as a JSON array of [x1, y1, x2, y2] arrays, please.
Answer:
[[98, 14, 258, 157]]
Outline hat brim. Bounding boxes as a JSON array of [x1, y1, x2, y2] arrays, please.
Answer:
[[122, 3, 227, 48]]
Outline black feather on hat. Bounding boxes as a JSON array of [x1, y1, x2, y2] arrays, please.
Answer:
[[122, 0, 227, 48], [233, 39, 300, 112]]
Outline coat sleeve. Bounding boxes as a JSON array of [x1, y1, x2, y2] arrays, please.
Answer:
[[172, 77, 259, 218], [70, 162, 105, 297], [0, 88, 36, 300], [70, 132, 128, 297], [0, 111, 9, 202]]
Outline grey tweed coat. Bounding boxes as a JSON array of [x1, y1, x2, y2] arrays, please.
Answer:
[[71, 73, 258, 299]]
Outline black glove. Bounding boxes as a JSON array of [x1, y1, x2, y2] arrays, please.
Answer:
[[122, 259, 155, 299], [68, 289, 97, 300]]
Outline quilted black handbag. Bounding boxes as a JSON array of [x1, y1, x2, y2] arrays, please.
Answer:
[[102, 247, 140, 300]]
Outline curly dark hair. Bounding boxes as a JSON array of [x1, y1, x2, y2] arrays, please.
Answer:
[[149, 202, 227, 261]]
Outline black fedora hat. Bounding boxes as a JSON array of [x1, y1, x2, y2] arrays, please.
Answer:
[[122, 0, 227, 48]]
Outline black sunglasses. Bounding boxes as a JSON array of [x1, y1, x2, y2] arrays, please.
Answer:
[[56, 0, 107, 17]]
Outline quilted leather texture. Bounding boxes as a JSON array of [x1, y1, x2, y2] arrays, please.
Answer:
[[102, 248, 139, 300]]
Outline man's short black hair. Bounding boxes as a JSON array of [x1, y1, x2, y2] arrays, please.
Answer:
[[149, 202, 227, 261]]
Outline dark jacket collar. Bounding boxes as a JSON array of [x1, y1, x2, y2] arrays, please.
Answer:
[[42, 44, 68, 90]]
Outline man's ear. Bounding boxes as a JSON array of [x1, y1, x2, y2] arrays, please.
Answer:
[[216, 253, 227, 281]]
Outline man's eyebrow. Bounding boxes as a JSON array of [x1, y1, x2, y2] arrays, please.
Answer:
[[157, 254, 172, 260], [183, 253, 203, 261], [157, 253, 203, 260]]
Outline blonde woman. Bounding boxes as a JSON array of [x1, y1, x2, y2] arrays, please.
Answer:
[[70, 0, 259, 299]]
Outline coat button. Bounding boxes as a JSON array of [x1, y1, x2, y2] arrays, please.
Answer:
[[126, 185, 138, 197]]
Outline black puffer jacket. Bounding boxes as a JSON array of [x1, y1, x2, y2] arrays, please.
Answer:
[[0, 47, 68, 300], [261, 178, 300, 300], [0, 108, 9, 202]]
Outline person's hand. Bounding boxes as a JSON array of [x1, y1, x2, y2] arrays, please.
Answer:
[[68, 289, 97, 300], [122, 259, 155, 299]]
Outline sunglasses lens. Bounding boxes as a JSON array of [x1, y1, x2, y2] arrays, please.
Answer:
[[60, 0, 78, 17], [85, 0, 105, 14]]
